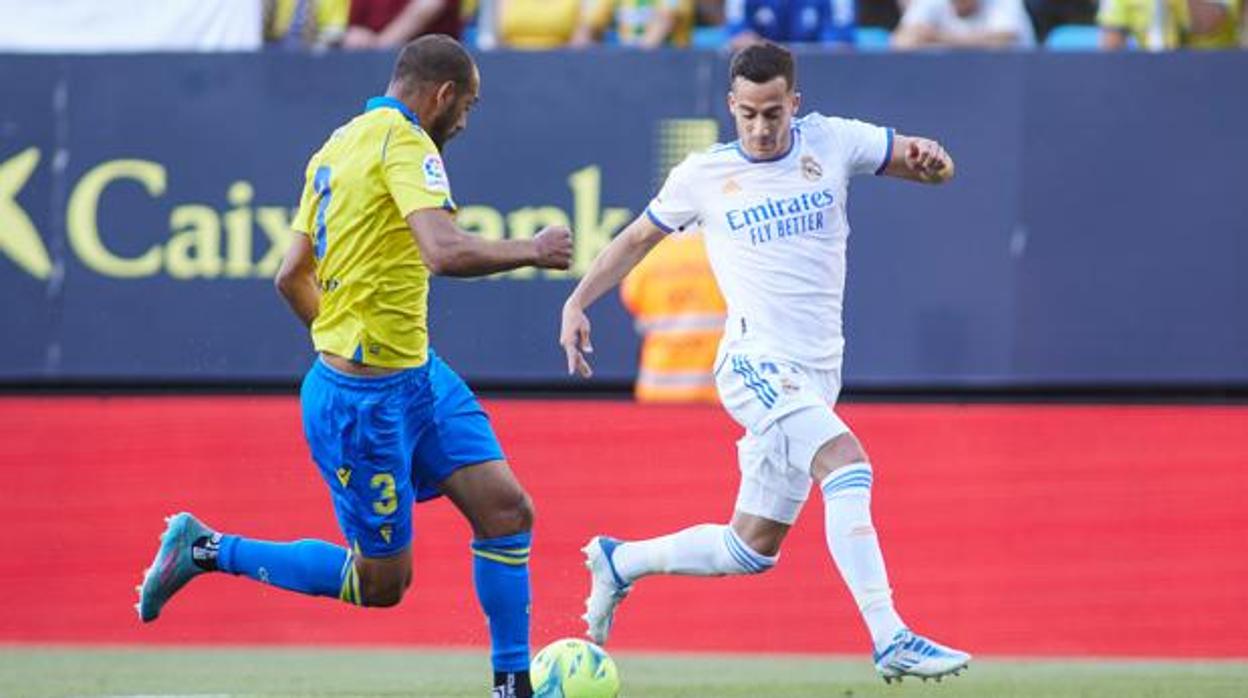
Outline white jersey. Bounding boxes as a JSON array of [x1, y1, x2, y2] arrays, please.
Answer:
[[646, 112, 892, 370]]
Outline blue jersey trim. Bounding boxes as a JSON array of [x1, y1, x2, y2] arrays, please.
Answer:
[[365, 96, 420, 126], [646, 206, 676, 233], [875, 127, 895, 176]]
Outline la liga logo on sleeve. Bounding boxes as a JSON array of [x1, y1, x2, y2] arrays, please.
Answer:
[[423, 154, 449, 192]]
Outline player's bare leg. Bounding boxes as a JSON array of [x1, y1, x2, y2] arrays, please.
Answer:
[[811, 431, 970, 682], [440, 460, 535, 698]]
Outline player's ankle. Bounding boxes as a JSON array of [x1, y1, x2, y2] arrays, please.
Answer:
[[492, 670, 532, 698], [190, 533, 222, 572]]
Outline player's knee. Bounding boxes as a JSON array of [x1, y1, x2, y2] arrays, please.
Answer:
[[735, 528, 784, 560], [481, 489, 534, 538], [504, 490, 536, 534], [811, 432, 869, 480]]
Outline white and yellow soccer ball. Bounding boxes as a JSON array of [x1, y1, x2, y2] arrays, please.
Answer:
[[531, 637, 620, 698]]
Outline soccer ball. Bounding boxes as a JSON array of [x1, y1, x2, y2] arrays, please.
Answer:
[[531, 637, 620, 698]]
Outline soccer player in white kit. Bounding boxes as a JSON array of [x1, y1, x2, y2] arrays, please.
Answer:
[[559, 42, 971, 683]]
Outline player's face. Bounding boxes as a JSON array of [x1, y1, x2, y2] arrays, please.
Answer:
[[429, 67, 480, 149], [729, 76, 800, 161]]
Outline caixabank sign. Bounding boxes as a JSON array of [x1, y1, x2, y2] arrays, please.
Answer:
[[2, 51, 1245, 387]]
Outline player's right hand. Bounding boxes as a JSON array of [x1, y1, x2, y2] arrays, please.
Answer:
[[560, 302, 594, 378], [534, 225, 573, 270]]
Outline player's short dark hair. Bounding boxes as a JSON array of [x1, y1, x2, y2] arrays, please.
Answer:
[[391, 34, 475, 94], [729, 41, 796, 92]]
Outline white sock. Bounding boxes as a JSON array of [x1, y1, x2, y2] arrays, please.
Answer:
[[610, 524, 776, 583], [821, 462, 907, 650]]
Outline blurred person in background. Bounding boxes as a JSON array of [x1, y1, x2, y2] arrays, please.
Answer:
[[263, 0, 349, 49], [696, 0, 728, 26], [571, 0, 696, 48], [1096, 0, 1241, 49], [483, 0, 582, 49], [1023, 0, 1096, 42], [726, 0, 858, 49], [892, 0, 1036, 48], [0, 0, 262, 51], [344, 0, 462, 49], [620, 231, 726, 403], [1098, 0, 1186, 48], [1181, 0, 1240, 47], [858, 0, 903, 29]]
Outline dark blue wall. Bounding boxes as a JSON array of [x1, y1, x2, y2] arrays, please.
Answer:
[[1, 51, 1245, 387]]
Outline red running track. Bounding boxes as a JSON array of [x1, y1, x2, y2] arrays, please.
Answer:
[[1, 397, 1246, 657]]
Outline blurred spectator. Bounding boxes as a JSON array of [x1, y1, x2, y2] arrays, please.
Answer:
[[1100, 0, 1241, 50], [489, 0, 582, 48], [858, 0, 903, 28], [696, 0, 728, 25], [343, 0, 462, 49], [1243, 1, 1248, 45], [620, 231, 726, 404], [1186, 0, 1242, 47], [571, 0, 696, 48], [1097, 0, 1187, 49], [726, 0, 858, 48], [892, 0, 1036, 48], [0, 0, 262, 52], [1023, 0, 1096, 42], [263, 0, 349, 49]]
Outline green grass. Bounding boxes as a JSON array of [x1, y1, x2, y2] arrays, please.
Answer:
[[2, 647, 1246, 698]]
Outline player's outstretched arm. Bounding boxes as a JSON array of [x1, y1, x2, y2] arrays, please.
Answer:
[[560, 214, 666, 377], [407, 208, 572, 277], [275, 233, 321, 328], [883, 135, 956, 185]]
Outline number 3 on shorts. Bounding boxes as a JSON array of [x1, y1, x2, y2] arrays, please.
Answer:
[[370, 473, 397, 515]]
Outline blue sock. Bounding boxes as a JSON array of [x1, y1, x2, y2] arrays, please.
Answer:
[[471, 531, 532, 673], [217, 535, 360, 604]]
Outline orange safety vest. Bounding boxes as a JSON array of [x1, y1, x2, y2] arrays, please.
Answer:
[[620, 231, 726, 403]]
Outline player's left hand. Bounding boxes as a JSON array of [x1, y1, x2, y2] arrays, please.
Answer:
[[905, 138, 952, 182], [560, 302, 594, 378]]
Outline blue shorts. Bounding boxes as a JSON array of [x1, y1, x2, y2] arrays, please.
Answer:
[[300, 350, 505, 558]]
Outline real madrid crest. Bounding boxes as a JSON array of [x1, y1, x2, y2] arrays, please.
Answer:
[[801, 155, 823, 181]]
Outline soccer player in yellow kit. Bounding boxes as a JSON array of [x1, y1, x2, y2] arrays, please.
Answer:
[[137, 35, 571, 698]]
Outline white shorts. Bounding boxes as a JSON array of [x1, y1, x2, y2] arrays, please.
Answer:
[[714, 352, 849, 525]]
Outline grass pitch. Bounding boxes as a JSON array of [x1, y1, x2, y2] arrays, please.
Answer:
[[2, 647, 1245, 698]]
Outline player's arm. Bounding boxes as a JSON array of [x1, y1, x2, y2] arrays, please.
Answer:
[[882, 134, 956, 185], [375, 0, 449, 47], [639, 2, 680, 48], [275, 234, 320, 328], [561, 214, 667, 377], [407, 208, 571, 277]]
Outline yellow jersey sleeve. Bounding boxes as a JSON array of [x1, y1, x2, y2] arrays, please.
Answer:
[[383, 125, 456, 218]]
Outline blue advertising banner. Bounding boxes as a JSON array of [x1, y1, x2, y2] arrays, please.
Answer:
[[1, 51, 1245, 387]]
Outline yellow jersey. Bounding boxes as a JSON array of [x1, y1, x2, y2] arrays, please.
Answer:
[[499, 0, 581, 48], [1189, 0, 1242, 48], [1097, 0, 1190, 49], [291, 97, 455, 368], [585, 0, 694, 47]]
